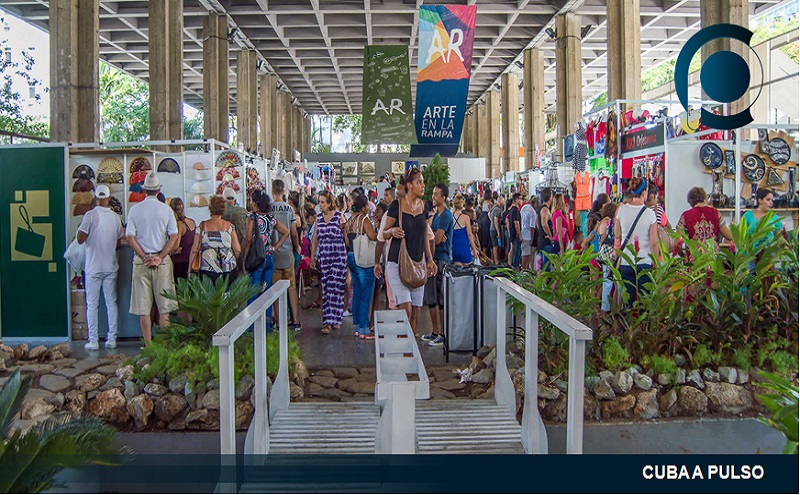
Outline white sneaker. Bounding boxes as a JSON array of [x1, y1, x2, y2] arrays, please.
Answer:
[[84, 340, 99, 350], [343, 310, 352, 317], [105, 339, 117, 349]]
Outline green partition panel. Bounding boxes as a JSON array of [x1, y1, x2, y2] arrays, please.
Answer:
[[0, 144, 68, 338]]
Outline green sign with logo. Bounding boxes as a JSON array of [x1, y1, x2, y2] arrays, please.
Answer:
[[0, 145, 68, 338], [361, 45, 418, 145]]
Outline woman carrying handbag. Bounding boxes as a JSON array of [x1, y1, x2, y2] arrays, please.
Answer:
[[345, 194, 379, 338]]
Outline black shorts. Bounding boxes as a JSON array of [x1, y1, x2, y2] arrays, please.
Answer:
[[423, 259, 446, 308]]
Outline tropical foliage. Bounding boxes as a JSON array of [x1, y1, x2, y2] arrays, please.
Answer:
[[756, 371, 799, 454], [422, 153, 450, 201], [0, 368, 127, 493], [494, 212, 798, 377]]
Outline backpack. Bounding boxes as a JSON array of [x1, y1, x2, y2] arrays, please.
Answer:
[[477, 210, 492, 251], [245, 215, 268, 272]]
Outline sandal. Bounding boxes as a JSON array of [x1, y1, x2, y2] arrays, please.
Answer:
[[321, 326, 331, 335], [360, 333, 375, 340]]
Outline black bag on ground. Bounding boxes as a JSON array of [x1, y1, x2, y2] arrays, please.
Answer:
[[477, 210, 492, 253]]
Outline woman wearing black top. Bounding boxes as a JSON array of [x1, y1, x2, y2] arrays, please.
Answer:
[[382, 169, 437, 337]]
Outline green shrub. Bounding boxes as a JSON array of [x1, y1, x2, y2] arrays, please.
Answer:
[[768, 351, 799, 377], [693, 344, 721, 368], [756, 371, 799, 454], [732, 347, 752, 372], [601, 336, 630, 372], [642, 354, 679, 376]]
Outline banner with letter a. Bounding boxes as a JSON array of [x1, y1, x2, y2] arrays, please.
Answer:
[[411, 4, 476, 158], [361, 45, 418, 145]]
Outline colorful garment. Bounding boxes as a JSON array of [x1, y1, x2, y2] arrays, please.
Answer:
[[249, 212, 277, 256], [574, 172, 591, 210], [677, 206, 724, 242], [199, 225, 237, 274], [316, 210, 347, 326]]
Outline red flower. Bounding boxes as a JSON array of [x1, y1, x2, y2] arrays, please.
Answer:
[[705, 266, 712, 288], [728, 242, 735, 254]]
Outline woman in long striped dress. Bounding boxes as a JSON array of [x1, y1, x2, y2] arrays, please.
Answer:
[[310, 191, 347, 334]]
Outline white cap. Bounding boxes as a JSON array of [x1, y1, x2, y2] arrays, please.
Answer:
[[142, 172, 161, 191], [95, 184, 110, 199], [222, 187, 236, 200]]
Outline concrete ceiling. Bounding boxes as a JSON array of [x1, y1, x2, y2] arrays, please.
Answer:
[[0, 0, 788, 116]]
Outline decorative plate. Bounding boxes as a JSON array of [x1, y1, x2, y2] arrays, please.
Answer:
[[98, 157, 123, 173], [742, 154, 766, 182], [216, 167, 241, 181], [108, 196, 123, 215], [129, 156, 152, 172], [757, 128, 769, 142], [72, 164, 95, 179], [768, 137, 791, 165], [157, 158, 181, 173], [725, 150, 736, 175], [215, 151, 242, 169], [699, 142, 724, 169], [97, 172, 124, 184], [216, 181, 241, 195], [767, 168, 785, 186]]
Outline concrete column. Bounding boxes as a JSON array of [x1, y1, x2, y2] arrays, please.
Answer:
[[606, 0, 641, 109], [275, 92, 286, 159], [476, 101, 488, 170], [701, 0, 749, 117], [523, 48, 545, 166], [259, 73, 276, 156], [555, 13, 582, 160], [303, 115, 311, 155], [486, 89, 502, 178], [149, 0, 183, 142], [203, 13, 230, 142], [50, 0, 99, 143], [501, 72, 520, 173], [236, 50, 258, 152]]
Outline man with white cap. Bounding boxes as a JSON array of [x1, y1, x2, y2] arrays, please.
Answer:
[[222, 187, 247, 275], [77, 185, 124, 350], [126, 172, 179, 344]]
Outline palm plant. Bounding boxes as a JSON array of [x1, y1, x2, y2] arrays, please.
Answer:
[[756, 371, 799, 454], [0, 368, 127, 493]]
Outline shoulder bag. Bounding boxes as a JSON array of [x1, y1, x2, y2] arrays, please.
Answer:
[[354, 215, 376, 268], [190, 221, 204, 273], [397, 203, 428, 289], [614, 206, 647, 268], [245, 215, 268, 272]]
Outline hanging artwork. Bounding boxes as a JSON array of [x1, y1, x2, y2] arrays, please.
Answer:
[[361, 45, 417, 145]]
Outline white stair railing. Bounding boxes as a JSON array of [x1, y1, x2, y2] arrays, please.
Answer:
[[212, 279, 291, 460], [491, 277, 593, 454]]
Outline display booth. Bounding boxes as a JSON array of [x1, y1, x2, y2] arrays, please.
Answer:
[[0, 139, 303, 341]]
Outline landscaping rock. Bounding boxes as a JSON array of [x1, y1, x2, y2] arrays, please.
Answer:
[[87, 390, 100, 401], [154, 394, 188, 422], [169, 374, 189, 394], [186, 409, 219, 430], [703, 368, 720, 383], [354, 372, 377, 383], [584, 394, 600, 421], [543, 395, 567, 422], [0, 343, 13, 362], [39, 374, 71, 393], [168, 414, 188, 431], [0, 357, 5, 372], [611, 371, 633, 394], [13, 344, 28, 361], [599, 370, 614, 381], [308, 383, 324, 395], [235, 375, 255, 401], [21, 398, 55, 419], [600, 395, 636, 419], [127, 394, 154, 430], [659, 389, 677, 415], [332, 367, 359, 379], [704, 382, 753, 415], [45, 392, 65, 409], [17, 363, 55, 376], [593, 378, 616, 400], [206, 379, 219, 390], [313, 370, 335, 377], [50, 358, 77, 369], [432, 369, 455, 382], [115, 365, 134, 382], [678, 386, 707, 416], [538, 385, 560, 401], [434, 379, 466, 391], [76, 373, 105, 392], [469, 385, 488, 399], [95, 364, 120, 375], [476, 345, 493, 359], [348, 382, 375, 395], [64, 390, 87, 413], [54, 367, 83, 379], [236, 401, 254, 430], [483, 347, 497, 370], [634, 389, 660, 419], [718, 367, 737, 384], [657, 373, 671, 386], [27, 345, 47, 361], [290, 383, 304, 400], [308, 375, 339, 388], [292, 359, 309, 384], [633, 374, 652, 390], [101, 377, 123, 391], [313, 388, 349, 400], [506, 355, 524, 370], [467, 356, 485, 373], [736, 369, 749, 384], [202, 389, 220, 410], [585, 376, 599, 394], [674, 354, 687, 367], [143, 383, 168, 397], [687, 370, 705, 389], [555, 379, 569, 393], [358, 367, 376, 376], [124, 380, 140, 400], [538, 370, 547, 383], [72, 359, 101, 372], [430, 387, 455, 399], [628, 365, 642, 375], [472, 368, 494, 384], [675, 369, 686, 385], [89, 388, 130, 424], [46, 342, 71, 358], [336, 378, 357, 391]]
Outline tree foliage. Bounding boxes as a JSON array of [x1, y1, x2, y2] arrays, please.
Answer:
[[332, 114, 367, 152], [422, 153, 449, 201], [99, 62, 149, 142]]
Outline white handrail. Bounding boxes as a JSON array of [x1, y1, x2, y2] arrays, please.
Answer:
[[490, 276, 592, 455], [213, 279, 291, 458]]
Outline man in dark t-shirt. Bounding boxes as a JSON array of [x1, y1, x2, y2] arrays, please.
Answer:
[[507, 193, 522, 268]]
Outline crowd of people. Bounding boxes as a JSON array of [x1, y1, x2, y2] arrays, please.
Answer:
[[75, 168, 786, 350]]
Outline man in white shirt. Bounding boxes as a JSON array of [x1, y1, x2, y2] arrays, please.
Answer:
[[126, 173, 179, 344], [519, 196, 537, 270], [77, 185, 124, 350]]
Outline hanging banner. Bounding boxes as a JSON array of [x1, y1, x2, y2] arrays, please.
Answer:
[[411, 5, 477, 158], [361, 46, 417, 145]]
